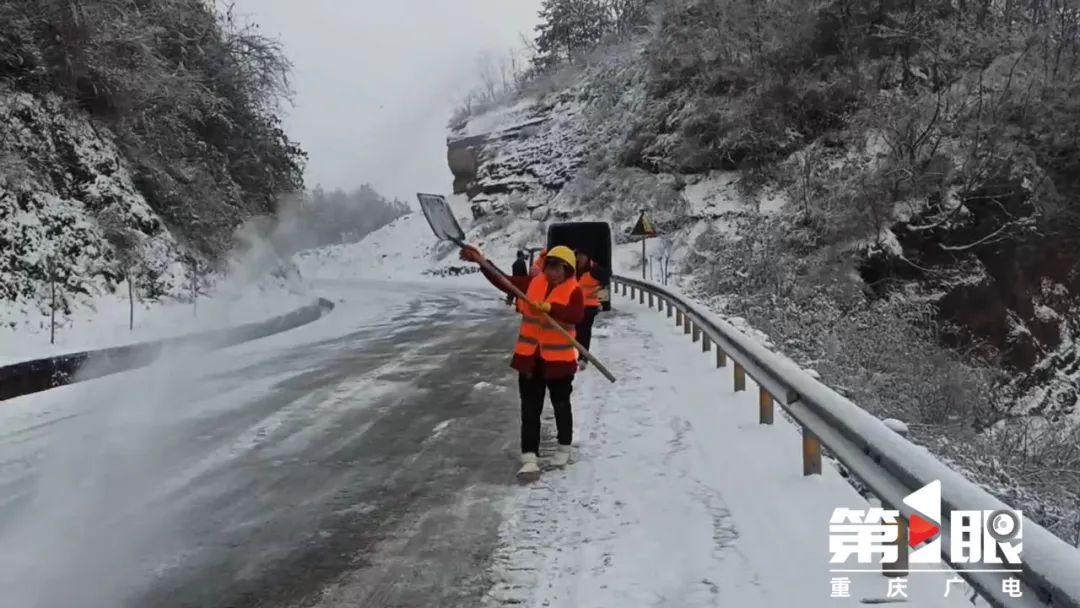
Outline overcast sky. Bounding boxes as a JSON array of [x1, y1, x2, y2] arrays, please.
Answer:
[[231, 0, 541, 205]]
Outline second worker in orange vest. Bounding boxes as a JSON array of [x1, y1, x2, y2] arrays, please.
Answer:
[[574, 250, 611, 369], [459, 244, 584, 478], [529, 248, 547, 277]]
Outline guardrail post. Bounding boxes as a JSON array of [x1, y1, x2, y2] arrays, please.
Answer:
[[759, 387, 774, 424], [733, 363, 746, 391], [802, 427, 821, 476], [648, 292, 654, 308], [666, 300, 673, 318], [716, 349, 727, 368], [684, 316, 692, 335], [702, 334, 711, 353], [656, 296, 664, 311], [639, 288, 645, 304], [883, 506, 909, 577], [676, 309, 683, 327], [621, 283, 627, 296]]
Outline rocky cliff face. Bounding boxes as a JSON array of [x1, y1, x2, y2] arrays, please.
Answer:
[[448, 98, 589, 206]]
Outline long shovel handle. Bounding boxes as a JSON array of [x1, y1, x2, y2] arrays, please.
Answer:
[[471, 254, 617, 384]]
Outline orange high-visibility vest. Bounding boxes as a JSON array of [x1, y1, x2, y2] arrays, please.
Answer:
[[530, 252, 546, 277], [579, 270, 601, 308], [515, 275, 579, 363]]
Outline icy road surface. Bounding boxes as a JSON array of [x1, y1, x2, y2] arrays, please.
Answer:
[[0, 277, 977, 608], [0, 279, 525, 608]]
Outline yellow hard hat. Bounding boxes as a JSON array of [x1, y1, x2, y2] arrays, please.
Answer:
[[545, 245, 576, 271]]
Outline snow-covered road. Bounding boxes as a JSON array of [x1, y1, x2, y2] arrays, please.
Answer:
[[0, 276, 978, 607]]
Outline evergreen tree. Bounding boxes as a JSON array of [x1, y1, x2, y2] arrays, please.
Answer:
[[534, 0, 612, 69]]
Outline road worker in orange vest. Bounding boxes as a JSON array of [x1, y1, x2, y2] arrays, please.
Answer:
[[574, 250, 610, 369], [459, 244, 584, 480], [529, 248, 547, 277]]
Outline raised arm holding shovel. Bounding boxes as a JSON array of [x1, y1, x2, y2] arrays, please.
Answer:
[[416, 193, 616, 481]]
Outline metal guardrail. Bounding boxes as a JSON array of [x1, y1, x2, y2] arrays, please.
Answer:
[[612, 275, 1080, 608]]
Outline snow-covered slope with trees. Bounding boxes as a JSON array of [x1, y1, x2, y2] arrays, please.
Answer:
[[0, 1, 313, 347], [0, 87, 187, 322]]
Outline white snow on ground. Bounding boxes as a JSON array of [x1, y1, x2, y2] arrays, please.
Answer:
[[0, 279, 312, 366], [294, 202, 496, 283], [296, 212, 441, 281], [482, 296, 978, 608], [682, 171, 744, 214], [294, 201, 547, 292], [758, 187, 790, 215]]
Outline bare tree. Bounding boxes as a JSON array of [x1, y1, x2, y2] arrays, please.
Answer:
[[98, 209, 144, 330]]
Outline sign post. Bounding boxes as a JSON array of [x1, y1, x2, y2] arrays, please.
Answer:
[[629, 211, 658, 280]]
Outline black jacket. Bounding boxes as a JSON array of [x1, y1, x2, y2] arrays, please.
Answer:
[[512, 258, 528, 277]]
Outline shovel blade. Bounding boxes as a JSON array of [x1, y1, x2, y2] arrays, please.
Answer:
[[417, 193, 466, 243]]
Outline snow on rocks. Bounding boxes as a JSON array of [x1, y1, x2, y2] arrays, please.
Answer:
[[450, 97, 538, 140], [682, 171, 744, 215], [460, 95, 590, 197]]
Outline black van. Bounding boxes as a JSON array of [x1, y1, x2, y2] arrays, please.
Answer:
[[546, 221, 613, 311]]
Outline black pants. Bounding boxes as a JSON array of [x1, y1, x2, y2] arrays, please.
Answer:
[[576, 306, 600, 357], [518, 366, 573, 454]]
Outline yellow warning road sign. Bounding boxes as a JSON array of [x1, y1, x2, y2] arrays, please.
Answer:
[[630, 212, 657, 238]]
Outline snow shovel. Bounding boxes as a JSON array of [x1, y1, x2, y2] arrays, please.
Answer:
[[417, 193, 617, 384]]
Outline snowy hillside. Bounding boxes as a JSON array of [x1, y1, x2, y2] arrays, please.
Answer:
[[0, 87, 188, 317], [0, 88, 319, 367], [0, 0, 308, 361]]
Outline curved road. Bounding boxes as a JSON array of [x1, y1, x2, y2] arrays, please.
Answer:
[[0, 279, 526, 608]]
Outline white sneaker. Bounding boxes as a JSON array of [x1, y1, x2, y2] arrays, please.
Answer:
[[551, 444, 571, 467], [518, 452, 540, 477]]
